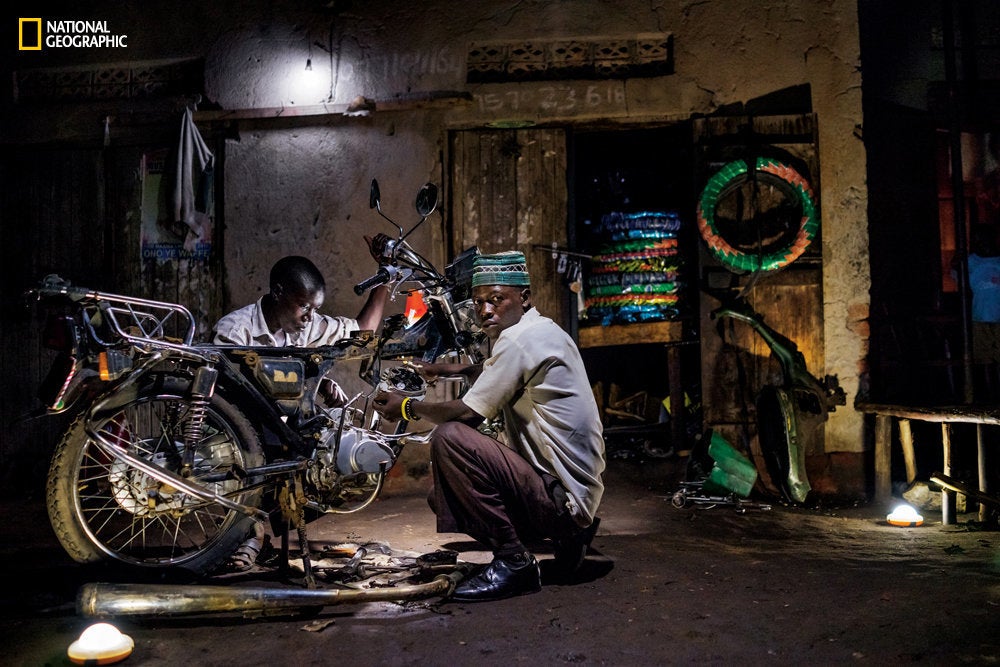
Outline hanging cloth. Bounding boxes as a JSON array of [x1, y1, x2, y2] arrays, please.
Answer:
[[172, 107, 214, 253]]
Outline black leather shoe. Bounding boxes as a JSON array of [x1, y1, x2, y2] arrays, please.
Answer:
[[553, 516, 601, 574], [451, 554, 541, 602]]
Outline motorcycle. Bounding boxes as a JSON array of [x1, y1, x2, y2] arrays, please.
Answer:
[[361, 178, 486, 368], [26, 180, 483, 580], [712, 295, 846, 503]]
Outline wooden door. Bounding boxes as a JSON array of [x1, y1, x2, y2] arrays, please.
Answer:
[[693, 114, 826, 457], [448, 129, 569, 330]]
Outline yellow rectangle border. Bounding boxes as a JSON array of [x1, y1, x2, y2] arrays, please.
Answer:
[[19, 18, 42, 50]]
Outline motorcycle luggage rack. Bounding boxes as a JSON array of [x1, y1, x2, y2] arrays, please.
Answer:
[[90, 294, 197, 348]]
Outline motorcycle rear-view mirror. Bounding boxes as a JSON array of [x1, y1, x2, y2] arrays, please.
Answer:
[[415, 183, 439, 217], [369, 179, 381, 210]]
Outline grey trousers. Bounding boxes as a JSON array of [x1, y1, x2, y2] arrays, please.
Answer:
[[428, 421, 578, 554]]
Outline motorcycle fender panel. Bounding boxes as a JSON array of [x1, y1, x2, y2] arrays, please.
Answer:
[[757, 386, 811, 503], [774, 388, 810, 502], [254, 358, 305, 399], [38, 352, 78, 409]]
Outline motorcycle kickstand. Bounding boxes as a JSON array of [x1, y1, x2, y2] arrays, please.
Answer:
[[273, 509, 318, 588], [272, 481, 317, 588], [296, 512, 317, 589]]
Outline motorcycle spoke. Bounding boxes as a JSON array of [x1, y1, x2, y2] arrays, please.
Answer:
[[69, 393, 253, 567], [80, 501, 129, 538], [98, 517, 149, 552]]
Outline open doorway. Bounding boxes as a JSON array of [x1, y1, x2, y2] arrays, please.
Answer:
[[570, 125, 702, 460]]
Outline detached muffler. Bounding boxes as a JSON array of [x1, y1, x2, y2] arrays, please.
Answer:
[[78, 559, 471, 619]]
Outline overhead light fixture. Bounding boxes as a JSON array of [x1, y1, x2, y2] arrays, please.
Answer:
[[886, 504, 924, 527], [305, 58, 313, 71], [67, 622, 134, 665]]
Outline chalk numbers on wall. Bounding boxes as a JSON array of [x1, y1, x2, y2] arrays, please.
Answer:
[[476, 83, 625, 115]]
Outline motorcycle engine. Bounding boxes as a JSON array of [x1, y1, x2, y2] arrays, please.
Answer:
[[331, 424, 396, 475], [304, 366, 423, 511], [453, 298, 481, 335], [305, 410, 398, 511], [309, 414, 396, 476]]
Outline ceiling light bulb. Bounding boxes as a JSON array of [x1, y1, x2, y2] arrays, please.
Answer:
[[305, 58, 313, 71]]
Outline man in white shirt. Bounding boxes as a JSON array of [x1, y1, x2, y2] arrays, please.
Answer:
[[212, 253, 388, 569], [374, 251, 605, 602], [214, 254, 387, 346]]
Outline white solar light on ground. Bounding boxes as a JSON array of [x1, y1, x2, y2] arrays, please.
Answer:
[[886, 504, 924, 527], [67, 622, 134, 665]]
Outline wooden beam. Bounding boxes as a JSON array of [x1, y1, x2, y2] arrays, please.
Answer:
[[942, 423, 956, 524], [856, 402, 1000, 425], [192, 91, 473, 123]]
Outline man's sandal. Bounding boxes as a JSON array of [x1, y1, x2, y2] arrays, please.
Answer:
[[224, 536, 262, 573]]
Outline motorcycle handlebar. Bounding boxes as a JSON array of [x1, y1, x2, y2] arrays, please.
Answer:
[[354, 266, 396, 295], [31, 283, 96, 302]]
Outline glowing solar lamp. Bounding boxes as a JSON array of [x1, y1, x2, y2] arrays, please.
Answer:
[[68, 622, 134, 665], [886, 504, 924, 527]]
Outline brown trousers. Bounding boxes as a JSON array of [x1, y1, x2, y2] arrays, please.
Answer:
[[428, 421, 578, 554]]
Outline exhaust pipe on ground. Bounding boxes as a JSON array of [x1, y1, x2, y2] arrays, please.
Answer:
[[78, 566, 471, 618]]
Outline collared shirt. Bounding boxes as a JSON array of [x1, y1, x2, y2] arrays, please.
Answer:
[[212, 297, 359, 346], [461, 307, 606, 525]]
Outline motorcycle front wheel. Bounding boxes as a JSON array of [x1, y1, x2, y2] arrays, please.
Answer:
[[46, 374, 263, 578]]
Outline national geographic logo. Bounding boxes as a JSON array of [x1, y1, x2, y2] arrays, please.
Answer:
[[18, 18, 128, 50]]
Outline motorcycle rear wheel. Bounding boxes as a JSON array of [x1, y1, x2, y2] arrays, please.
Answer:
[[46, 374, 263, 578]]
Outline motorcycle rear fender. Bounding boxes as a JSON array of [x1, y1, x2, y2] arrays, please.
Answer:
[[37, 356, 100, 413]]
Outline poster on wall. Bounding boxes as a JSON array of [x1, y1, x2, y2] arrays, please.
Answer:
[[140, 145, 214, 263]]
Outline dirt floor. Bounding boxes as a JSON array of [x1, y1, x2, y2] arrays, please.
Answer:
[[3, 459, 1000, 666]]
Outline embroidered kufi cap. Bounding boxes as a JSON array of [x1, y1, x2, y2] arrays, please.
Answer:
[[471, 250, 531, 287]]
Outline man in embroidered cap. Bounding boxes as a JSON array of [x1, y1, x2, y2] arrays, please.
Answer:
[[375, 250, 605, 602]]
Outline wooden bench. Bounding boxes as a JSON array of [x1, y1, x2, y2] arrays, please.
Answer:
[[857, 402, 995, 524]]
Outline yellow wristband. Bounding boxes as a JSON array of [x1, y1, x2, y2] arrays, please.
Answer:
[[400, 397, 416, 421]]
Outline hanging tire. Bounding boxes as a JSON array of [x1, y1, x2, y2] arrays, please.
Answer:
[[697, 157, 819, 273], [46, 374, 263, 578]]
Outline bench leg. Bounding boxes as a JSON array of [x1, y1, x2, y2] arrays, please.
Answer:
[[875, 414, 892, 502], [978, 424, 989, 523], [899, 418, 916, 487], [942, 423, 956, 525]]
